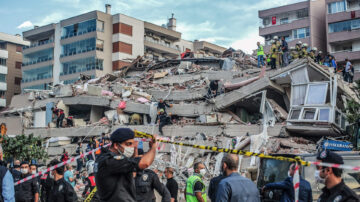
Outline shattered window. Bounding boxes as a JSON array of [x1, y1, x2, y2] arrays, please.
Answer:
[[292, 85, 307, 105], [302, 108, 316, 120], [305, 84, 328, 105], [335, 111, 341, 125], [290, 109, 301, 120], [318, 108, 330, 121]]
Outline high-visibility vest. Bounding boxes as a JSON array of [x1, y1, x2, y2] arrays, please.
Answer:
[[95, 140, 101, 155], [185, 174, 207, 202], [257, 45, 264, 56]]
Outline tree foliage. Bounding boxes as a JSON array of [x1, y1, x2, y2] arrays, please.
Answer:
[[346, 80, 360, 124], [2, 134, 48, 162]]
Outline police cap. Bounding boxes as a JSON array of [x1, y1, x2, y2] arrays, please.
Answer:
[[316, 150, 344, 164], [110, 128, 135, 143]]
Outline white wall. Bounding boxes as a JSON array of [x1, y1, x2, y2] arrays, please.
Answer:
[[34, 111, 46, 128], [112, 14, 144, 61], [353, 40, 360, 51], [0, 50, 8, 59], [53, 23, 62, 85], [175, 39, 194, 52]]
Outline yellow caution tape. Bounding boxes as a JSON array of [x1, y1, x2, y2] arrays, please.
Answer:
[[134, 130, 310, 166], [84, 187, 97, 202]]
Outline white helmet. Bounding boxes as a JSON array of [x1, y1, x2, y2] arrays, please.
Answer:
[[86, 160, 95, 175], [273, 36, 279, 40], [312, 47, 317, 51], [303, 43, 308, 47], [270, 40, 275, 44], [290, 46, 295, 50], [319, 51, 323, 54], [297, 41, 302, 45]]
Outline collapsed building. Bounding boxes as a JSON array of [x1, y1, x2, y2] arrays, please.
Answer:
[[0, 55, 358, 196]]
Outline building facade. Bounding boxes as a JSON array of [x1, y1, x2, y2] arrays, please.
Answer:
[[0, 33, 29, 107], [22, 5, 226, 88], [258, 0, 326, 53], [325, 0, 360, 76]]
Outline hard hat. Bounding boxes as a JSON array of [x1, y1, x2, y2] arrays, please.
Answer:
[[290, 46, 295, 50], [319, 51, 323, 54], [296, 41, 302, 45], [273, 36, 278, 40], [270, 40, 275, 44], [303, 43, 308, 47], [159, 109, 164, 113], [86, 160, 95, 175], [312, 47, 317, 51]]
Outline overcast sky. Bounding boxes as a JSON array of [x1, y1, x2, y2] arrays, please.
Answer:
[[0, 0, 304, 53]]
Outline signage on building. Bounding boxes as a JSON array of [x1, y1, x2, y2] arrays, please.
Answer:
[[272, 16, 276, 25], [322, 140, 353, 151]]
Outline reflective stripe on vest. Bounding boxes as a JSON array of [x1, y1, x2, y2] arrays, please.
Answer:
[[185, 175, 207, 202], [95, 140, 101, 155], [257, 46, 264, 56], [89, 176, 96, 187]]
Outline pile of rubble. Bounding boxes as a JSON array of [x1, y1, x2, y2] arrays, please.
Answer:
[[1, 54, 358, 196]]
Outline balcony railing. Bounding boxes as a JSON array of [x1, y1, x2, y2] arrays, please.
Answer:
[[60, 27, 102, 40], [60, 65, 103, 76], [60, 46, 96, 58], [22, 74, 53, 83], [144, 37, 180, 51], [23, 39, 53, 50], [22, 57, 53, 66], [259, 17, 308, 28]]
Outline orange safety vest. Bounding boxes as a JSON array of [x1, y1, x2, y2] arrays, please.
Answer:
[[95, 140, 101, 155], [89, 176, 96, 187]]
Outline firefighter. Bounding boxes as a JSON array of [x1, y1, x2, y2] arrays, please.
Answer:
[[270, 40, 277, 69]]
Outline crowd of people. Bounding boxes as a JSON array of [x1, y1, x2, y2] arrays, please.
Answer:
[[256, 36, 355, 83], [0, 128, 359, 202]]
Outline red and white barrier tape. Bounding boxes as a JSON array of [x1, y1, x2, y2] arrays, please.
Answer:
[[15, 143, 111, 186], [309, 161, 360, 171]]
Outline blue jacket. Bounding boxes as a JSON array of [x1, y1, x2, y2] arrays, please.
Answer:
[[265, 176, 312, 202]]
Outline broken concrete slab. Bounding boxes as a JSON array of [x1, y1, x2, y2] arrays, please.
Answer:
[[147, 89, 208, 101], [24, 125, 108, 138], [54, 85, 73, 98], [87, 85, 102, 96], [62, 96, 110, 107]]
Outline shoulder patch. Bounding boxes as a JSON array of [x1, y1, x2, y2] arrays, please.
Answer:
[[142, 174, 148, 181], [333, 195, 342, 202], [114, 155, 124, 160]]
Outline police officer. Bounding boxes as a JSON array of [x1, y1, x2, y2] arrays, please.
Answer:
[[14, 161, 39, 202], [135, 149, 171, 202], [316, 150, 360, 202], [47, 159, 77, 202], [185, 162, 207, 202], [39, 164, 53, 202], [95, 128, 157, 202]]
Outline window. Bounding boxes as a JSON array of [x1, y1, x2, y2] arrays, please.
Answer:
[[15, 61, 22, 69], [96, 39, 104, 51], [290, 109, 301, 119], [61, 57, 103, 75], [318, 108, 330, 121], [302, 108, 316, 120], [280, 18, 289, 24], [305, 84, 328, 105], [293, 27, 310, 39], [62, 38, 96, 56], [0, 91, 5, 98], [23, 48, 53, 65], [22, 66, 53, 82], [292, 85, 307, 105], [14, 77, 22, 85], [329, 19, 360, 33], [16, 45, 22, 53], [0, 42, 6, 50], [263, 18, 270, 26], [0, 74, 6, 82], [296, 8, 309, 18], [97, 20, 104, 32], [62, 19, 96, 38], [0, 58, 6, 66], [328, 1, 346, 14]]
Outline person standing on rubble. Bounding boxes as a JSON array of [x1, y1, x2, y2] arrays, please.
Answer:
[[315, 51, 323, 65], [215, 154, 260, 202], [256, 42, 265, 68], [316, 150, 360, 201], [95, 128, 157, 202], [270, 40, 277, 69], [185, 162, 207, 202], [51, 107, 65, 128], [157, 99, 173, 114], [207, 80, 219, 98], [275, 36, 282, 67], [263, 163, 312, 202], [281, 36, 289, 67], [134, 149, 171, 202], [156, 109, 172, 135]]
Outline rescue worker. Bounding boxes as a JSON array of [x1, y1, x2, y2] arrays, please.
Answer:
[[256, 42, 265, 68], [82, 160, 98, 200], [300, 43, 308, 58], [47, 159, 78, 202], [290, 47, 298, 62], [270, 40, 277, 69], [39, 164, 53, 202], [134, 149, 171, 202], [130, 113, 143, 125], [157, 99, 172, 114], [316, 150, 360, 202], [315, 51, 323, 64], [91, 136, 101, 157], [51, 107, 65, 128], [295, 41, 302, 58], [280, 36, 289, 67], [95, 128, 157, 202], [156, 109, 171, 135], [185, 162, 207, 202], [14, 161, 39, 202], [266, 53, 271, 66], [274, 36, 282, 67], [309, 47, 317, 60]]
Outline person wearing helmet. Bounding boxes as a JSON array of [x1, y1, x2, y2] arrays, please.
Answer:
[[156, 109, 172, 135], [300, 43, 308, 58], [270, 40, 277, 69], [281, 36, 289, 67], [82, 160, 98, 199], [309, 47, 317, 60], [290, 47, 298, 63], [276, 38, 282, 67], [315, 51, 323, 65]]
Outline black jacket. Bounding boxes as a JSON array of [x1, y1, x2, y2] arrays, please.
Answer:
[[48, 178, 77, 202], [318, 180, 359, 202], [135, 169, 171, 202], [14, 173, 39, 202], [95, 149, 141, 202]]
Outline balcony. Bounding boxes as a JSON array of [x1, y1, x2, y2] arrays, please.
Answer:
[[22, 57, 53, 67], [0, 98, 5, 107], [144, 37, 180, 56], [259, 18, 310, 36], [23, 40, 54, 54], [331, 50, 360, 62], [0, 65, 8, 75], [327, 10, 360, 24], [0, 82, 7, 91], [0, 49, 8, 59], [144, 22, 181, 41], [328, 29, 360, 43], [61, 27, 97, 40], [23, 24, 56, 41], [259, 1, 308, 18]]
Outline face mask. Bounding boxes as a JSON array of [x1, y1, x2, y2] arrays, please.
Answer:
[[199, 169, 206, 177], [314, 170, 325, 184], [20, 169, 28, 174], [31, 170, 36, 175], [288, 171, 291, 177], [49, 171, 55, 179]]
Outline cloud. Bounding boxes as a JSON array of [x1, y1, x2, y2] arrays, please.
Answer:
[[17, 21, 34, 29], [231, 30, 264, 54], [35, 12, 64, 26]]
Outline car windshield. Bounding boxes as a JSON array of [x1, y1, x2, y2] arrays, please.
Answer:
[[257, 158, 292, 188]]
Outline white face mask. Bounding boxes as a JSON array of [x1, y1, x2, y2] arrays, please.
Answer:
[[120, 146, 134, 158], [288, 171, 291, 177], [31, 170, 36, 175], [21, 168, 28, 174], [49, 172, 55, 179], [199, 169, 206, 177], [314, 170, 325, 184]]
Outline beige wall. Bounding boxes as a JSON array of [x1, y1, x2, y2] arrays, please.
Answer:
[[309, 0, 326, 53], [5, 43, 23, 106]]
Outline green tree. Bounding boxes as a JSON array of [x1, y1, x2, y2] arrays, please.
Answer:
[[2, 134, 48, 162], [346, 80, 360, 124]]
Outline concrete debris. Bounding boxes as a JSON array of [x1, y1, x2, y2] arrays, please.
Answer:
[[1, 55, 358, 184]]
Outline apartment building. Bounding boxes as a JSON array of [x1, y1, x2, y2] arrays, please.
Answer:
[[0, 33, 29, 107], [258, 0, 327, 53], [21, 5, 226, 89], [325, 0, 360, 76]]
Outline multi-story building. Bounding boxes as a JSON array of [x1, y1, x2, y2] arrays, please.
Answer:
[[258, 0, 327, 53], [21, 5, 226, 88], [325, 0, 360, 77], [0, 33, 29, 107]]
